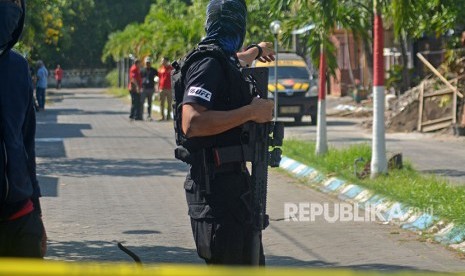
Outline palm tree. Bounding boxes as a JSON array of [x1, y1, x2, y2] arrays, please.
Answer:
[[269, 0, 367, 155], [102, 0, 206, 63]]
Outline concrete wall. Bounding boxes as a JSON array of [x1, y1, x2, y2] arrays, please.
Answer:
[[47, 69, 109, 88]]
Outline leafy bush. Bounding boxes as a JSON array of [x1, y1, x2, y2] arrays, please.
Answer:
[[106, 68, 119, 87]]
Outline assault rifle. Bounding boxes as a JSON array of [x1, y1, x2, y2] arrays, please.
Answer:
[[213, 67, 284, 265], [174, 65, 283, 265], [242, 67, 283, 265]]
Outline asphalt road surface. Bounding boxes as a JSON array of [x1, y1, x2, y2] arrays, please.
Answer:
[[36, 89, 465, 272]]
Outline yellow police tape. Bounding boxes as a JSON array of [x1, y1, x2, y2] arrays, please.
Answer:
[[0, 259, 462, 276]]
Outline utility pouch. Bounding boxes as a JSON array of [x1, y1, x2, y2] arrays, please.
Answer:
[[174, 146, 193, 164]]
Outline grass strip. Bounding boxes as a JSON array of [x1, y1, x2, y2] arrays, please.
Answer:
[[283, 139, 465, 225], [106, 87, 129, 98]]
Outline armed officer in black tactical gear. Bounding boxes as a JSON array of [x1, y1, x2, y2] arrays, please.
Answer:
[[177, 0, 275, 265]]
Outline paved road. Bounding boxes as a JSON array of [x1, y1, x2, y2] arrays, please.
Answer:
[[37, 88, 465, 272], [285, 114, 465, 186]]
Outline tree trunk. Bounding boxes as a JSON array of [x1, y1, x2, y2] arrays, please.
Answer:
[[316, 43, 328, 156], [345, 30, 356, 86], [399, 32, 411, 94], [362, 37, 373, 86], [370, 5, 387, 178]]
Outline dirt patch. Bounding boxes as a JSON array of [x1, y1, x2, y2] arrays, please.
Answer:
[[387, 100, 419, 132]]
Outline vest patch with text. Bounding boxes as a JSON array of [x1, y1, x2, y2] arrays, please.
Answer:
[[187, 86, 213, 102]]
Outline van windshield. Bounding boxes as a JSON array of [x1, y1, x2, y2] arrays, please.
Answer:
[[269, 66, 309, 80]]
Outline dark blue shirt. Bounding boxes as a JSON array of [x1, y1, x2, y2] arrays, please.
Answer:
[[0, 50, 40, 218]]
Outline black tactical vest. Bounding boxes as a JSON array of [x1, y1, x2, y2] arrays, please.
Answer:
[[172, 44, 253, 154]]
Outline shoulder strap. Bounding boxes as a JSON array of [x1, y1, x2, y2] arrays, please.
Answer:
[[174, 44, 232, 105], [181, 44, 231, 76]]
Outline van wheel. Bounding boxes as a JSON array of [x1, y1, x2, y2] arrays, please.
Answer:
[[310, 115, 317, 125], [294, 116, 302, 123]]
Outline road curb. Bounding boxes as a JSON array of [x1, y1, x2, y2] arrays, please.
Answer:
[[279, 156, 465, 252], [152, 99, 465, 252]]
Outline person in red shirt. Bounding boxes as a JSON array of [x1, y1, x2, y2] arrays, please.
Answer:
[[54, 64, 63, 89], [158, 57, 174, 120], [128, 59, 143, 121]]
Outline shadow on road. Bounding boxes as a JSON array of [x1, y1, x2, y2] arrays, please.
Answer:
[[423, 169, 465, 178], [266, 255, 421, 271], [283, 119, 359, 128], [123, 230, 161, 235], [48, 89, 108, 103], [38, 158, 188, 178], [46, 239, 202, 264], [283, 121, 314, 127], [37, 107, 127, 117], [46, 239, 424, 271], [38, 175, 59, 197]]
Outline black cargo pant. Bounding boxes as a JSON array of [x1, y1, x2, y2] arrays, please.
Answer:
[[191, 216, 265, 265], [129, 91, 142, 120], [140, 88, 154, 119], [0, 212, 44, 258], [186, 165, 265, 265]]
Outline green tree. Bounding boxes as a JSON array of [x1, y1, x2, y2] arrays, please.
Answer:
[[17, 0, 72, 59], [57, 0, 152, 68], [102, 0, 207, 63], [246, 0, 276, 45], [383, 0, 465, 92], [102, 0, 282, 64], [268, 0, 367, 155], [18, 0, 153, 68], [269, 0, 367, 75]]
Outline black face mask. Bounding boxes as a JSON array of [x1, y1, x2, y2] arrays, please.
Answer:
[[0, 1, 22, 56], [203, 0, 247, 55]]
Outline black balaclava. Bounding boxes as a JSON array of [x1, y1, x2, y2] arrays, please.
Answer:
[[202, 0, 247, 56], [0, 0, 24, 57]]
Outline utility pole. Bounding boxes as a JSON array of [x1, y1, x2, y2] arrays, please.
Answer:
[[316, 43, 328, 155], [371, 0, 387, 178]]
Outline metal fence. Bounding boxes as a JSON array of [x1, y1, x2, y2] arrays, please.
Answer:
[[48, 68, 109, 88]]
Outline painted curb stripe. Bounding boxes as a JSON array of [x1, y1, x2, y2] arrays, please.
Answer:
[[298, 167, 315, 177], [365, 195, 386, 208], [353, 190, 373, 203], [279, 155, 465, 245], [401, 214, 435, 231], [384, 203, 412, 223], [292, 164, 308, 175], [434, 225, 465, 245], [322, 179, 345, 192], [340, 185, 364, 200]]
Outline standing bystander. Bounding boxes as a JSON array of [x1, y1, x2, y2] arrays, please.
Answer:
[[140, 57, 158, 121], [129, 59, 143, 121], [29, 62, 39, 111], [158, 57, 173, 120], [54, 64, 63, 90], [36, 60, 48, 111]]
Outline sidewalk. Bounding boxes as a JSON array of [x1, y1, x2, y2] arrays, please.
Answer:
[[36, 88, 465, 271]]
